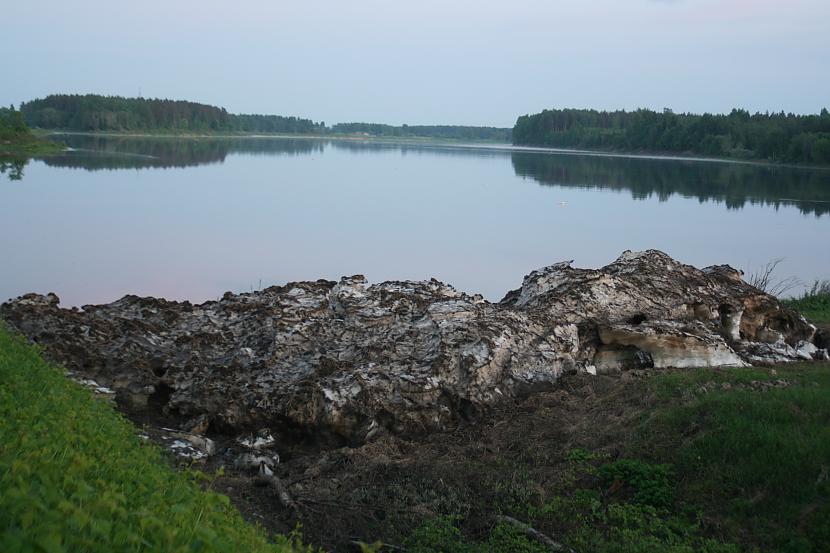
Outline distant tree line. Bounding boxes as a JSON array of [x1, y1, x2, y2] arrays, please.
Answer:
[[18, 95, 511, 141], [330, 122, 511, 142], [230, 114, 324, 134], [513, 108, 830, 164], [20, 95, 324, 134]]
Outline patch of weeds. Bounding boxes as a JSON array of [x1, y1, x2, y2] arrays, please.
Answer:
[[406, 451, 738, 553], [403, 516, 552, 553], [598, 459, 674, 509], [403, 516, 471, 553], [486, 523, 551, 553], [565, 447, 601, 463], [491, 464, 539, 515]]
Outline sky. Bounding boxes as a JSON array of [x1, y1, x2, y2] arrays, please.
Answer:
[[3, 0, 829, 127]]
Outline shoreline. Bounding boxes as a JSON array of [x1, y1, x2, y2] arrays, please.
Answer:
[[0, 137, 65, 157], [39, 130, 830, 170]]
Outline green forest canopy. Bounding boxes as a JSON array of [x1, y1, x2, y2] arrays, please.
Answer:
[[19, 94, 511, 140], [21, 95, 325, 134], [513, 107, 830, 164]]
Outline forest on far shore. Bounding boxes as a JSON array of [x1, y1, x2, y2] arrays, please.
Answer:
[[513, 107, 830, 164], [18, 95, 830, 164], [20, 95, 325, 134], [18, 94, 512, 141]]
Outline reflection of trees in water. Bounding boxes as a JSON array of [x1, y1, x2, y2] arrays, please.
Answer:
[[11, 135, 829, 218], [0, 157, 28, 181], [329, 140, 507, 159], [40, 135, 324, 171], [40, 136, 504, 173], [511, 152, 830, 216]]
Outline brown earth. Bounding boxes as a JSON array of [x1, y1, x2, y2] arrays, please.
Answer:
[[143, 368, 727, 551]]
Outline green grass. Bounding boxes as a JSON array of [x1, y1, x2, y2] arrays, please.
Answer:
[[403, 364, 830, 553], [784, 288, 830, 324], [0, 325, 311, 553], [640, 365, 830, 552]]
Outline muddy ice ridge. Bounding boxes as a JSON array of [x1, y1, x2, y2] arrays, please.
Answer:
[[2, 250, 827, 447]]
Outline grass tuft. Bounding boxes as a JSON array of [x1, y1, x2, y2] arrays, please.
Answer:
[[784, 282, 830, 324]]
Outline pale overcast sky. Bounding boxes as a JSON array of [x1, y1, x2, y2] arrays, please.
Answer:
[[4, 0, 828, 126]]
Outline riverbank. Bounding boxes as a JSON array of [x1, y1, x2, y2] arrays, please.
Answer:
[[0, 139, 64, 156], [2, 250, 829, 551], [3, 320, 829, 552], [41, 130, 830, 170]]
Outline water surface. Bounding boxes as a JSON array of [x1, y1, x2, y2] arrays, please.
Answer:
[[1, 135, 828, 306]]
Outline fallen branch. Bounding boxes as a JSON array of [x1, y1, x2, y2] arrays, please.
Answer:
[[256, 464, 299, 511], [494, 515, 577, 553], [349, 539, 402, 551]]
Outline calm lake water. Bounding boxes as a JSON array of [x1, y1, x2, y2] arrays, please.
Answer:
[[2, 134, 829, 307]]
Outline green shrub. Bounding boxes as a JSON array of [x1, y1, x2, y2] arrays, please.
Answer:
[[0, 325, 309, 553]]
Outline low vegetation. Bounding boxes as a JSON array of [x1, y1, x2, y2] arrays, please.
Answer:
[[398, 365, 830, 553], [784, 280, 830, 325], [0, 325, 309, 553]]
